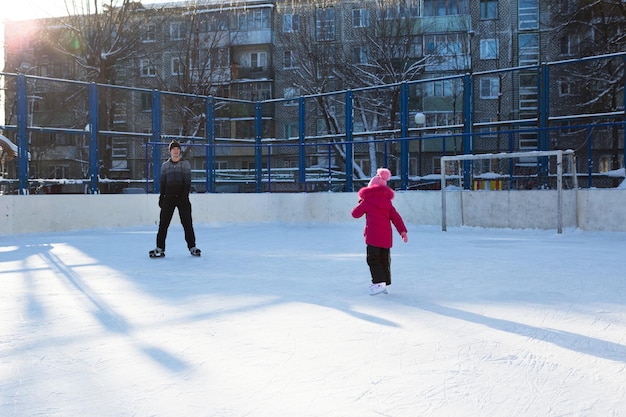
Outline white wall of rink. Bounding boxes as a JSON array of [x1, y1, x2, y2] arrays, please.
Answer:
[[0, 189, 625, 234]]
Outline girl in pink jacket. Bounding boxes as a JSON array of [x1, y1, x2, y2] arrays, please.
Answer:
[[351, 168, 408, 295]]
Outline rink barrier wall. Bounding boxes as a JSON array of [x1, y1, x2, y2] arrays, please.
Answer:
[[0, 189, 624, 234]]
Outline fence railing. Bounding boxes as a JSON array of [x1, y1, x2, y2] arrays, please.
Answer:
[[1, 52, 625, 194]]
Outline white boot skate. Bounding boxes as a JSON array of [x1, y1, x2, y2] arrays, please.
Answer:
[[369, 282, 387, 296]]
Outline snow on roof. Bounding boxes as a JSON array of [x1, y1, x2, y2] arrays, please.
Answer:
[[144, 0, 274, 13], [0, 134, 31, 160], [0, 134, 18, 158]]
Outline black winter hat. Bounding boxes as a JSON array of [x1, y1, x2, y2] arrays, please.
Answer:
[[168, 140, 181, 151]]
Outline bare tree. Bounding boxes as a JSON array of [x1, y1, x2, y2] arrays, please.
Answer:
[[157, 7, 233, 149], [40, 0, 166, 178], [276, 0, 433, 180], [334, 0, 431, 177], [551, 0, 626, 175]]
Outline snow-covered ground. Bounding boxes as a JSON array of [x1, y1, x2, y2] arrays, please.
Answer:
[[2, 222, 626, 417]]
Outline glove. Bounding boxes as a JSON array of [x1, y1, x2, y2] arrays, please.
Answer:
[[401, 231, 408, 243], [158, 195, 163, 208]]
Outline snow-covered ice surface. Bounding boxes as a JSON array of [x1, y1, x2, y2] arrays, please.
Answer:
[[2, 222, 626, 417]]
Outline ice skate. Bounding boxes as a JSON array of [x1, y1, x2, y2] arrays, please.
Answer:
[[149, 247, 165, 258], [189, 247, 201, 257], [369, 282, 387, 296]]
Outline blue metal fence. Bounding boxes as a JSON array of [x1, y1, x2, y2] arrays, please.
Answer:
[[1, 52, 625, 194]]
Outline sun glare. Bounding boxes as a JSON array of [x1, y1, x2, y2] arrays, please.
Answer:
[[3, 1, 69, 21]]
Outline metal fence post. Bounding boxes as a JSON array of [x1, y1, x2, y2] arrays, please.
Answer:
[[538, 63, 550, 185], [255, 101, 263, 193], [205, 96, 215, 193], [152, 90, 162, 194], [345, 90, 353, 192], [88, 82, 99, 194], [463, 73, 473, 189], [400, 82, 409, 190], [298, 96, 306, 188], [16, 74, 29, 194]]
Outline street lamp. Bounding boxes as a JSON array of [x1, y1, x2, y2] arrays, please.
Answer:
[[414, 112, 426, 126], [414, 112, 425, 177]]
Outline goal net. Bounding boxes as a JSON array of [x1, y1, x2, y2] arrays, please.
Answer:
[[439, 150, 577, 233]]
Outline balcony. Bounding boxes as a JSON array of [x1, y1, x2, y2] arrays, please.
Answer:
[[231, 65, 271, 80]]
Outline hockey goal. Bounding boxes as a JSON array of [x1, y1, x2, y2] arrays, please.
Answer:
[[440, 150, 577, 233]]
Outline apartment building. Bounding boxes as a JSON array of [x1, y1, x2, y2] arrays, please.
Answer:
[[4, 0, 622, 192]]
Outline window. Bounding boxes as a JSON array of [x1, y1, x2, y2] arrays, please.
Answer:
[[201, 15, 228, 31], [316, 7, 335, 41], [480, 77, 500, 99], [238, 9, 271, 31], [190, 48, 210, 74], [480, 0, 497, 19], [478, 118, 498, 135], [142, 23, 157, 42], [519, 0, 539, 30], [424, 79, 454, 97], [140, 59, 156, 77], [237, 13, 246, 30], [427, 111, 460, 127], [425, 33, 465, 56], [423, 0, 469, 16], [248, 52, 267, 70], [519, 33, 539, 65], [353, 46, 369, 64], [559, 35, 578, 56], [408, 41, 422, 58], [284, 87, 300, 106], [283, 51, 296, 68], [283, 14, 300, 32], [599, 156, 611, 173], [215, 120, 230, 138], [233, 82, 271, 101], [171, 57, 182, 75], [170, 22, 184, 40], [239, 51, 268, 69], [519, 73, 538, 110], [519, 130, 538, 149], [214, 160, 228, 170], [141, 93, 152, 111], [251, 83, 271, 101], [480, 39, 498, 59], [424, 33, 467, 70], [111, 138, 128, 158], [284, 123, 299, 139], [315, 46, 336, 79], [353, 8, 369, 28], [383, 1, 419, 19], [558, 79, 574, 96], [113, 102, 127, 124]]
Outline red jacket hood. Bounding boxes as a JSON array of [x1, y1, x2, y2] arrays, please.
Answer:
[[357, 185, 395, 205]]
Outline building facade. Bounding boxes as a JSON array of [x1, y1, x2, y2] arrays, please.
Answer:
[[2, 0, 624, 192]]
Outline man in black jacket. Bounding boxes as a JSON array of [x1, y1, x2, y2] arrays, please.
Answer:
[[150, 140, 201, 258]]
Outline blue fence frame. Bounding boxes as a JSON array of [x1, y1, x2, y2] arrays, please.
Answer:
[[1, 52, 625, 194]]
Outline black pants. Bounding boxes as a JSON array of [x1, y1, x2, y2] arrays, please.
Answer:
[[156, 196, 196, 251], [367, 245, 391, 285]]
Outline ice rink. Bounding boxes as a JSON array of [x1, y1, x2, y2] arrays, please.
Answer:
[[2, 222, 626, 416]]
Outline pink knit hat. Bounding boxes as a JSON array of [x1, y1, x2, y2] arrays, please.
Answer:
[[368, 168, 392, 187]]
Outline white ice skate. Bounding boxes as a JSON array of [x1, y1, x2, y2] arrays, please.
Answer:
[[369, 282, 388, 296]]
